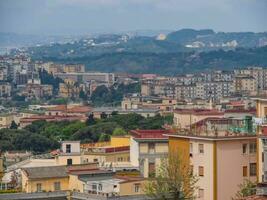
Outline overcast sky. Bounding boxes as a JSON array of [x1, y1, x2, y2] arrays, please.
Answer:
[[0, 0, 267, 35]]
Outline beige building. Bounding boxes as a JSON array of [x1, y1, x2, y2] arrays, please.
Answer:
[[173, 108, 224, 129], [0, 114, 14, 129], [234, 75, 257, 95], [168, 133, 257, 200], [130, 130, 169, 178]]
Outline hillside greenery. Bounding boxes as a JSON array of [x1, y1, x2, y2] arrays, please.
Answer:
[[0, 113, 173, 153]]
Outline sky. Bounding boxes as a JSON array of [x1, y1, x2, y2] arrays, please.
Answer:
[[0, 0, 267, 35]]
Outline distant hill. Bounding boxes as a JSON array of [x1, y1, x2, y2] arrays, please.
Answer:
[[166, 29, 267, 49], [7, 29, 267, 75]]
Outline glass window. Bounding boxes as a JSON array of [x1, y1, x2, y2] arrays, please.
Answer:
[[249, 143, 256, 154], [148, 143, 155, 154], [66, 144, 71, 153], [134, 184, 140, 193], [67, 158, 72, 165], [242, 144, 247, 154], [92, 184, 97, 191], [243, 166, 248, 177], [198, 166, 204, 176], [190, 143, 193, 154], [98, 184, 102, 191], [36, 183, 42, 192], [199, 144, 204, 154], [250, 163, 256, 176], [54, 182, 61, 191]]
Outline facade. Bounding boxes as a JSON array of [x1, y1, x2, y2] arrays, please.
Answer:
[[0, 82, 11, 97], [168, 134, 257, 200], [234, 75, 257, 96], [0, 114, 14, 129], [21, 166, 69, 193], [173, 108, 224, 129], [130, 130, 169, 178]]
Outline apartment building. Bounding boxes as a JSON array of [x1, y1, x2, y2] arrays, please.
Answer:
[[0, 82, 11, 97], [173, 108, 224, 129], [167, 133, 257, 200], [130, 130, 169, 178], [234, 75, 257, 96]]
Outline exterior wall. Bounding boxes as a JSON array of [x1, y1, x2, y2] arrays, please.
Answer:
[[130, 138, 139, 167], [119, 180, 146, 196], [173, 112, 223, 129], [110, 136, 130, 147], [68, 175, 84, 192], [216, 139, 257, 200], [190, 140, 214, 200], [0, 114, 14, 129], [21, 172, 69, 193], [56, 155, 82, 165], [61, 142, 80, 153]]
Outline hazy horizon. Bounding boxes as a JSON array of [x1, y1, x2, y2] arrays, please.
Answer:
[[1, 0, 267, 35]]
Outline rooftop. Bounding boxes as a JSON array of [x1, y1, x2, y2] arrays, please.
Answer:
[[22, 166, 68, 180], [130, 129, 172, 140], [174, 108, 223, 115]]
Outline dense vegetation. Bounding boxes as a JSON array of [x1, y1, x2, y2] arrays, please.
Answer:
[[24, 29, 267, 75], [91, 82, 140, 106], [0, 113, 173, 153], [29, 46, 267, 75]]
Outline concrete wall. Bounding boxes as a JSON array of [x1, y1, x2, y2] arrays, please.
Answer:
[[216, 139, 257, 200], [130, 137, 139, 167]]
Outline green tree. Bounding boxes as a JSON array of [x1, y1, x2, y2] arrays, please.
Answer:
[[98, 133, 110, 142], [100, 112, 108, 119], [145, 152, 198, 200], [86, 113, 96, 126], [232, 180, 256, 200], [112, 127, 127, 136], [10, 121, 18, 129]]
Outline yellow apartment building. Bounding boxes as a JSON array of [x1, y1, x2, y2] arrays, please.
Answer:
[[0, 114, 14, 129], [21, 166, 69, 193]]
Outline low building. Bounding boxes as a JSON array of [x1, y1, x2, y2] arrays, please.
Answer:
[[0, 114, 14, 129], [21, 166, 69, 193]]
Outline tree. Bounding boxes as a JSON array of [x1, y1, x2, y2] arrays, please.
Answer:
[[79, 90, 87, 100], [10, 121, 18, 129], [232, 180, 256, 200], [98, 133, 110, 142], [112, 127, 127, 136], [100, 112, 108, 119], [86, 113, 96, 126], [145, 152, 198, 200]]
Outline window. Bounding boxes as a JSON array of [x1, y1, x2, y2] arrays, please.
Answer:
[[54, 182, 61, 191], [250, 163, 256, 176], [148, 143, 155, 154], [93, 158, 98, 162], [249, 143, 256, 154], [92, 184, 97, 191], [190, 143, 193, 154], [198, 189, 204, 199], [199, 144, 204, 154], [242, 144, 247, 154], [67, 158, 72, 165], [198, 166, 204, 176], [243, 166, 248, 177], [98, 184, 102, 191], [149, 162, 155, 177], [66, 144, 71, 153], [134, 184, 140, 193], [36, 183, 42, 192]]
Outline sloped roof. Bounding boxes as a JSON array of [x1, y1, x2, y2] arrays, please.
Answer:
[[22, 166, 68, 180]]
